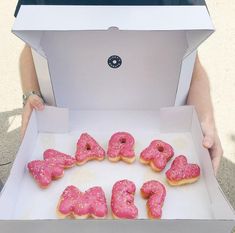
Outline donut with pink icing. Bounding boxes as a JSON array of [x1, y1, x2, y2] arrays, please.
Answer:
[[57, 185, 108, 219], [166, 155, 200, 186], [140, 140, 174, 172], [44, 149, 76, 168], [28, 149, 76, 188], [75, 133, 105, 165], [140, 180, 166, 219], [107, 132, 135, 163], [111, 179, 138, 219]]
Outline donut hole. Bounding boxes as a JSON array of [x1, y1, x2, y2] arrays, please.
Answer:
[[85, 144, 91, 151], [120, 138, 126, 144], [157, 146, 164, 152]]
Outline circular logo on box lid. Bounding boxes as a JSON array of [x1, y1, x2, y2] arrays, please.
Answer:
[[108, 55, 122, 69]]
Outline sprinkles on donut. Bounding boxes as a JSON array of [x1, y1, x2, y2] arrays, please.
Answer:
[[57, 185, 108, 219], [140, 140, 174, 172], [107, 132, 135, 163], [140, 180, 166, 219], [166, 155, 200, 186], [28, 149, 76, 188], [75, 133, 105, 165], [111, 179, 138, 219]]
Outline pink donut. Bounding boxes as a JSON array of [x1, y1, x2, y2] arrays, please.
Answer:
[[111, 179, 138, 219], [28, 149, 76, 188], [107, 132, 135, 163], [140, 180, 166, 219], [43, 149, 76, 168], [140, 140, 174, 172], [166, 155, 200, 186], [57, 185, 108, 219], [28, 160, 64, 188], [75, 133, 105, 165]]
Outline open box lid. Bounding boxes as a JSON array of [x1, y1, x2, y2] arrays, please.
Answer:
[[12, 5, 214, 110]]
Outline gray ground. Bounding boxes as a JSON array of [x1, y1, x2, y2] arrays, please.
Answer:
[[0, 0, 234, 228]]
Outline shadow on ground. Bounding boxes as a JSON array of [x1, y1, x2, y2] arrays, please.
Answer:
[[0, 108, 21, 183], [217, 133, 235, 210], [217, 157, 235, 210], [213, 133, 235, 232]]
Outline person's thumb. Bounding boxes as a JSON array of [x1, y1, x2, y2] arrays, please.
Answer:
[[203, 135, 214, 149]]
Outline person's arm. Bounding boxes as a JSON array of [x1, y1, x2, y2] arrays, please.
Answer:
[[20, 45, 44, 138], [187, 54, 223, 174]]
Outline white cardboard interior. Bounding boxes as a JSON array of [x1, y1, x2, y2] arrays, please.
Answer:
[[0, 106, 234, 222], [12, 5, 214, 109]]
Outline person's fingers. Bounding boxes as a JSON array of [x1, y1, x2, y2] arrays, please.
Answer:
[[33, 100, 44, 110], [209, 137, 223, 175], [21, 95, 45, 139], [203, 134, 214, 149], [29, 95, 44, 110], [212, 156, 221, 175], [201, 121, 215, 149], [20, 104, 33, 139], [201, 121, 223, 175]]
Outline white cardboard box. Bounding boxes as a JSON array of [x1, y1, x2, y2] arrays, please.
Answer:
[[0, 5, 234, 233]]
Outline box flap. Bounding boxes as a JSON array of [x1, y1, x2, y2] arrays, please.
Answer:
[[13, 6, 214, 110], [36, 106, 69, 133], [13, 6, 214, 56]]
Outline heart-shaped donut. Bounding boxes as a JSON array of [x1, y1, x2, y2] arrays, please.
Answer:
[[111, 179, 138, 219], [107, 132, 135, 163], [140, 180, 166, 219], [57, 185, 108, 219], [75, 133, 105, 165], [165, 155, 200, 186], [140, 140, 174, 172], [28, 149, 76, 188]]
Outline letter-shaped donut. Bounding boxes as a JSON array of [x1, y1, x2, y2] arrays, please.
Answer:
[[43, 149, 76, 168], [107, 132, 135, 163], [111, 179, 138, 219], [140, 140, 174, 171], [57, 185, 108, 219], [75, 133, 105, 165], [28, 149, 76, 188]]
